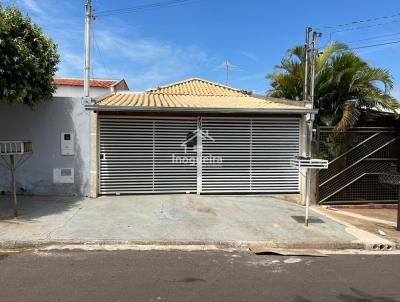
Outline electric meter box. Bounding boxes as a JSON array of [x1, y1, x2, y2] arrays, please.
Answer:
[[61, 132, 74, 155], [53, 168, 74, 183]]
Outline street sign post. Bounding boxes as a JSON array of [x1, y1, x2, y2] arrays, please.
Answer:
[[290, 155, 329, 226]]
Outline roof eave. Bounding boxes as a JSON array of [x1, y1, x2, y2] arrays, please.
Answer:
[[85, 104, 318, 114]]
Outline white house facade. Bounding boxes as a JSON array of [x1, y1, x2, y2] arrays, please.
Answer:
[[0, 78, 128, 196], [86, 78, 313, 202]]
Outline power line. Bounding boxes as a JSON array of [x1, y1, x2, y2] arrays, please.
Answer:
[[92, 28, 110, 77], [349, 40, 400, 50], [94, 0, 203, 17], [344, 32, 400, 44], [330, 19, 400, 34], [96, 0, 190, 16], [90, 23, 94, 80], [318, 39, 400, 52], [315, 11, 400, 30], [347, 37, 400, 47]]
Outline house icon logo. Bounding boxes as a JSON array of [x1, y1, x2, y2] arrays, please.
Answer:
[[180, 129, 215, 153]]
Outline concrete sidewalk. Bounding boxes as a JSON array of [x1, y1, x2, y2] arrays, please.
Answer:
[[0, 194, 390, 249], [314, 206, 400, 244]]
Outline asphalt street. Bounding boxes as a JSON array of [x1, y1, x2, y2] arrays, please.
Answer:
[[0, 250, 399, 302]]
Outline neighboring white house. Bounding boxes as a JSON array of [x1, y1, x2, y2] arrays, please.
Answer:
[[53, 78, 129, 98], [0, 78, 128, 197]]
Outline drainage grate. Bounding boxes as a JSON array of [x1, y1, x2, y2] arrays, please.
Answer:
[[291, 216, 325, 223]]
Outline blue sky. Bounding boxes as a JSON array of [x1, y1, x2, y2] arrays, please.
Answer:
[[5, 0, 400, 97]]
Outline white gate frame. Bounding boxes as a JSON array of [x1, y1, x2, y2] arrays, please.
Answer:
[[196, 116, 203, 194], [94, 114, 303, 196]]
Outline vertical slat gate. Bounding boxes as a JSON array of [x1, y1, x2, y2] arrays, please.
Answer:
[[202, 118, 252, 192], [154, 118, 197, 192], [99, 116, 197, 194], [201, 117, 300, 193], [251, 118, 300, 192], [99, 115, 300, 195]]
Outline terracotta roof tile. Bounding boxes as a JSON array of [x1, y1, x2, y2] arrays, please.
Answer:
[[97, 93, 304, 110], [95, 78, 306, 111], [54, 78, 119, 88], [146, 78, 247, 96]]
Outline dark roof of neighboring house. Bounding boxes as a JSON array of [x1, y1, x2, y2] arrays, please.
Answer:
[[251, 94, 308, 107], [54, 78, 124, 88]]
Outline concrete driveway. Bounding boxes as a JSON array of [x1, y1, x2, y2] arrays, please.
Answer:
[[0, 194, 362, 246]]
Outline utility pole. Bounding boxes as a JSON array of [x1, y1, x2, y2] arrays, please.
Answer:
[[84, 0, 92, 98], [304, 30, 322, 227], [307, 30, 318, 158], [310, 31, 321, 112], [303, 27, 312, 102]]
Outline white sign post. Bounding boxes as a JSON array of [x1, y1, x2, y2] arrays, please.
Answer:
[[290, 156, 328, 226]]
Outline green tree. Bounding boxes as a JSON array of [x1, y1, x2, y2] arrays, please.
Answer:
[[0, 5, 59, 107], [267, 42, 398, 130]]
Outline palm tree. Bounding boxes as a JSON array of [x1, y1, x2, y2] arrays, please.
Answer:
[[267, 42, 398, 130]]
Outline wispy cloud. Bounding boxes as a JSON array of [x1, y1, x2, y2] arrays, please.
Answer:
[[9, 0, 215, 90], [91, 28, 211, 89], [58, 51, 84, 76], [238, 50, 259, 62], [21, 0, 44, 15], [230, 72, 267, 95], [95, 30, 175, 62]]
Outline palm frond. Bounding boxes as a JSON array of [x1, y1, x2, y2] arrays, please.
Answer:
[[316, 42, 348, 72], [267, 41, 397, 129], [334, 102, 361, 131]]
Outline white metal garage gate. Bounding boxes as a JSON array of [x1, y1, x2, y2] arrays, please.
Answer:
[[99, 116, 300, 195]]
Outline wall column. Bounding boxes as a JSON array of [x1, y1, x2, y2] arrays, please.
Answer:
[[90, 111, 99, 198], [299, 114, 308, 205], [196, 117, 202, 194]]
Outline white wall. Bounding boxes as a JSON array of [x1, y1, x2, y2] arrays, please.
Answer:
[[0, 97, 91, 196], [54, 86, 111, 98]]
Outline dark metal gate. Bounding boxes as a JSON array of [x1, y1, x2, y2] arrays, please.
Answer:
[[317, 127, 399, 204]]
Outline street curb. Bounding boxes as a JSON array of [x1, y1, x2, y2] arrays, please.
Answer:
[[322, 207, 397, 227], [330, 204, 398, 209], [0, 239, 398, 251]]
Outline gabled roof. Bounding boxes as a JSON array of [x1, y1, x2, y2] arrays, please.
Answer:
[[88, 77, 315, 114], [54, 78, 123, 88], [146, 78, 248, 97], [95, 92, 307, 110]]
